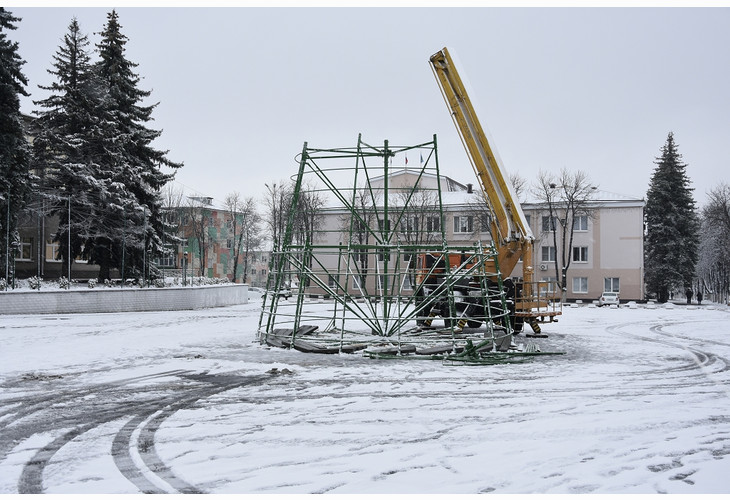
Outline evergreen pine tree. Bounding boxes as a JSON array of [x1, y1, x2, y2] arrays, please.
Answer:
[[92, 10, 182, 281], [32, 17, 105, 276], [0, 8, 33, 282], [645, 132, 699, 302]]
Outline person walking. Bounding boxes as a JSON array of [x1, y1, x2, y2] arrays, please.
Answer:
[[686, 288, 693, 304], [697, 291, 703, 305]]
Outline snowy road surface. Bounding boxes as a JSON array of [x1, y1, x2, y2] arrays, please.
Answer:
[[1, 301, 729, 494]]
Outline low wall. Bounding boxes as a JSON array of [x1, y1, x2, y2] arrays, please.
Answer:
[[0, 285, 248, 315]]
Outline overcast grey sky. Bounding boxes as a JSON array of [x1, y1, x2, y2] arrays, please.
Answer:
[[7, 5, 730, 207]]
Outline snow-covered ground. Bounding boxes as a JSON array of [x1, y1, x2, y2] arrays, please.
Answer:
[[1, 300, 729, 494]]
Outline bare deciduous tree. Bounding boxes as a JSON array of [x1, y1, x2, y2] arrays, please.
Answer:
[[263, 181, 291, 250], [532, 168, 595, 300], [185, 196, 212, 277], [392, 183, 442, 285], [341, 185, 382, 288], [159, 184, 185, 265], [509, 172, 528, 203], [697, 182, 730, 304], [292, 180, 326, 247], [224, 191, 261, 283]]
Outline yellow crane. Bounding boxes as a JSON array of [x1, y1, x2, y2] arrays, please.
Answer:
[[428, 47, 560, 333]]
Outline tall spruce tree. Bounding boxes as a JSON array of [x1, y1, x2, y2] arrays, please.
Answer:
[[0, 8, 32, 283], [32, 18, 106, 276], [645, 132, 699, 302], [90, 10, 181, 281]]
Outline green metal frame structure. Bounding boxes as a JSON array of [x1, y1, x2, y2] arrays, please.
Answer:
[[257, 135, 530, 358]]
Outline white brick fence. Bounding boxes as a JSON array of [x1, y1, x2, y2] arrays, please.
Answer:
[[0, 285, 248, 315]]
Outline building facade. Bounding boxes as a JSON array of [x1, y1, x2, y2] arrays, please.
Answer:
[[523, 196, 645, 302], [13, 198, 264, 285], [302, 168, 645, 302], [13, 165, 643, 299]]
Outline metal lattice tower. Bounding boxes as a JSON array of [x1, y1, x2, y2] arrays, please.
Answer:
[[257, 135, 515, 356]]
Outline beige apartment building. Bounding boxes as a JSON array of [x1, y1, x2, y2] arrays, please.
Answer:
[[309, 168, 645, 302], [524, 196, 645, 302]]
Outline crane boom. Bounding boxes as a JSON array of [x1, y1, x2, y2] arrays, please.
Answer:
[[429, 47, 534, 280]]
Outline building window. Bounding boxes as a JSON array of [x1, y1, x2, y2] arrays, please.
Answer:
[[352, 274, 362, 289], [541, 245, 556, 262], [478, 213, 492, 233], [156, 245, 176, 268], [402, 274, 413, 290], [573, 215, 588, 231], [45, 239, 61, 262], [226, 239, 232, 249], [542, 215, 558, 232], [426, 216, 440, 233], [353, 247, 367, 265], [328, 275, 338, 288], [604, 277, 620, 293], [540, 278, 559, 295], [16, 237, 33, 261], [377, 218, 390, 232], [378, 247, 389, 261], [573, 277, 588, 294], [572, 246, 588, 263], [400, 215, 418, 234], [525, 214, 531, 227], [453, 215, 473, 233], [74, 244, 88, 263]]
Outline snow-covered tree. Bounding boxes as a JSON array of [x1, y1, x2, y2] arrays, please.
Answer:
[[0, 8, 33, 283], [645, 132, 699, 303], [89, 9, 182, 280], [32, 17, 106, 277], [697, 182, 730, 304]]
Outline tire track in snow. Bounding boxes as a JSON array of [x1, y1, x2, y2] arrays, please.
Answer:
[[0, 369, 192, 429], [17, 423, 100, 494], [110, 374, 268, 494], [649, 323, 730, 370], [649, 323, 730, 402], [6, 371, 270, 494], [605, 320, 725, 377], [603, 318, 730, 411], [0, 369, 194, 472]]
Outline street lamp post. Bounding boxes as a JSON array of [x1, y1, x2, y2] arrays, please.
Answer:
[[143, 209, 147, 288], [9, 241, 19, 289], [5, 190, 9, 286], [183, 251, 188, 287]]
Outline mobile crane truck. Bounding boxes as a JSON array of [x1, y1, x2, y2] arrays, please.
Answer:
[[416, 47, 561, 336]]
